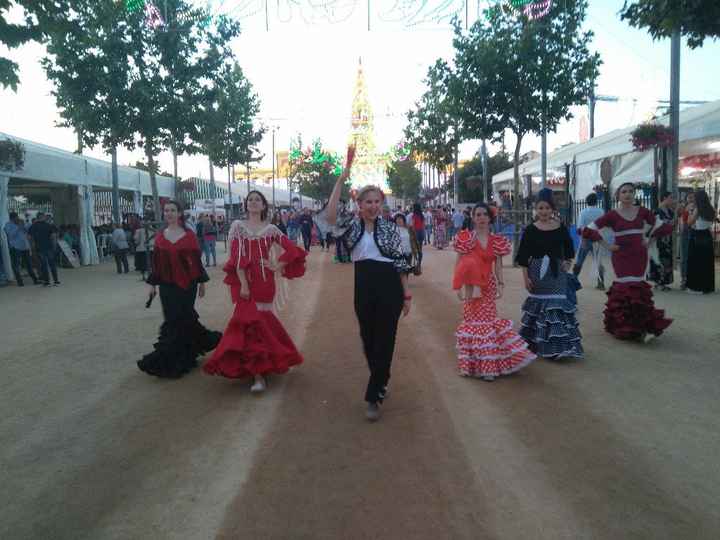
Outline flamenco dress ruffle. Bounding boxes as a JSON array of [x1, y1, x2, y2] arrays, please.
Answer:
[[202, 298, 303, 378], [604, 281, 672, 339], [456, 294, 536, 378], [519, 259, 583, 359]]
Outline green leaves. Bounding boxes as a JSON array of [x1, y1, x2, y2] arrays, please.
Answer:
[[386, 157, 422, 202], [620, 0, 720, 49], [288, 138, 349, 202]]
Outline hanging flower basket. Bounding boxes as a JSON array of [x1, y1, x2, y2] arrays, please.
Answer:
[[630, 123, 674, 152], [178, 180, 196, 192], [0, 138, 25, 172]]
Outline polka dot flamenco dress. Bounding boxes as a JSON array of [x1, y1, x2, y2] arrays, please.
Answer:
[[454, 232, 536, 379]]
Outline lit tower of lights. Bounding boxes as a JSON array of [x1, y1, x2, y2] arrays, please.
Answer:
[[347, 58, 384, 187]]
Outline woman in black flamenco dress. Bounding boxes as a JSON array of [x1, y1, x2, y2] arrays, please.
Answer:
[[137, 200, 222, 378]]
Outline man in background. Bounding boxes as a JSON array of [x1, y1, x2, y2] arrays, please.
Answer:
[[4, 211, 39, 286], [29, 212, 60, 286]]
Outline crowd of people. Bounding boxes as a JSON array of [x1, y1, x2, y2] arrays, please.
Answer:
[[3, 156, 716, 424]]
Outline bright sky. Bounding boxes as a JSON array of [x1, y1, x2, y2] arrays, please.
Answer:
[[1, 0, 719, 182]]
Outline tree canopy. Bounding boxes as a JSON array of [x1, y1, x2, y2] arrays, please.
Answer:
[[620, 0, 720, 48], [386, 157, 422, 203]]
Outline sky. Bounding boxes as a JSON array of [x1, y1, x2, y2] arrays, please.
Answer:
[[1, 0, 720, 184]]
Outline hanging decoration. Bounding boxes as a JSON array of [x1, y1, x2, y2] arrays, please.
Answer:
[[630, 123, 674, 152], [289, 140, 344, 176]]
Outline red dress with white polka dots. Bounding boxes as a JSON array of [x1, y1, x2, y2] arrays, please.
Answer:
[[455, 234, 537, 378]]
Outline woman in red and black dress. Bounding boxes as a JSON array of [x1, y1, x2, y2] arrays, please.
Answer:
[[583, 183, 673, 342], [203, 190, 307, 394], [138, 200, 222, 378]]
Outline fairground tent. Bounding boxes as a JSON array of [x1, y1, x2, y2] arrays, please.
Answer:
[[492, 100, 720, 201]]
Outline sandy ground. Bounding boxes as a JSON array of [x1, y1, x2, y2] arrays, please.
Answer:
[[1, 243, 719, 539]]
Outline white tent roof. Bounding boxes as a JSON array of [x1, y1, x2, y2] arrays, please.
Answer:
[[492, 100, 720, 198], [0, 131, 175, 197]]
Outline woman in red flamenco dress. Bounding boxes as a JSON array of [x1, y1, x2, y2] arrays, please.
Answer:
[[583, 182, 673, 342], [203, 190, 307, 393], [452, 203, 536, 381]]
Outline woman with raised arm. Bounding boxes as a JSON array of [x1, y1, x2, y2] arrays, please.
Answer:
[[138, 200, 222, 378], [203, 190, 307, 393], [327, 147, 412, 422], [583, 182, 673, 341]]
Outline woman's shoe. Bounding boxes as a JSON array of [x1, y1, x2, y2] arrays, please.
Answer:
[[366, 402, 381, 422], [250, 376, 266, 393]]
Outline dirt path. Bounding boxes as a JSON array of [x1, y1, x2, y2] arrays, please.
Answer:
[[1, 245, 719, 539]]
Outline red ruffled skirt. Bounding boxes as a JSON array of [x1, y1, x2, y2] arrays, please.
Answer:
[[604, 281, 672, 340], [456, 294, 536, 378], [203, 299, 303, 378]]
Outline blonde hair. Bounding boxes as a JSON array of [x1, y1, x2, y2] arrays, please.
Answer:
[[356, 185, 385, 202]]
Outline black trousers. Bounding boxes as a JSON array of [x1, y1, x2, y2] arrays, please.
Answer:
[[9, 247, 38, 285], [301, 227, 312, 251], [38, 249, 59, 284], [354, 260, 404, 403], [114, 249, 129, 273]]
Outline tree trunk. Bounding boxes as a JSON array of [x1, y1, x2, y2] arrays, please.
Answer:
[[76, 130, 84, 155], [481, 139, 489, 202], [172, 146, 179, 199], [146, 143, 160, 221], [209, 157, 216, 216], [227, 161, 232, 219], [110, 145, 120, 224], [512, 134, 524, 265]]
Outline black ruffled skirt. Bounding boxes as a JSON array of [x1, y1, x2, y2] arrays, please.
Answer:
[[138, 282, 222, 378], [686, 229, 715, 293]]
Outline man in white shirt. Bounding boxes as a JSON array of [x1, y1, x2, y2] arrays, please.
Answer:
[[111, 223, 130, 274], [423, 209, 433, 245], [573, 193, 606, 289], [451, 209, 465, 237]]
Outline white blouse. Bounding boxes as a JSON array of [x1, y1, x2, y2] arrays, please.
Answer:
[[351, 230, 393, 263]]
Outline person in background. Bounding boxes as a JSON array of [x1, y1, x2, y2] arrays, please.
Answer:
[[381, 205, 392, 222], [410, 203, 425, 274], [423, 207, 433, 245], [133, 222, 149, 281], [393, 214, 419, 276], [287, 210, 300, 244], [202, 215, 218, 266], [271, 211, 287, 235], [196, 213, 206, 262], [111, 222, 130, 274], [433, 206, 449, 249], [29, 212, 60, 286], [4, 212, 39, 286], [647, 191, 676, 291], [686, 190, 716, 295], [298, 208, 313, 251], [573, 193, 607, 290], [451, 208, 464, 240], [679, 191, 695, 290]]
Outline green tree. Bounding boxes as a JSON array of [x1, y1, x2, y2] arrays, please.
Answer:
[[620, 0, 720, 48], [0, 0, 38, 90], [386, 158, 422, 203], [457, 150, 513, 203], [474, 1, 600, 210], [405, 60, 459, 203]]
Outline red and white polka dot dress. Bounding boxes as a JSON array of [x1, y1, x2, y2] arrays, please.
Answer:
[[455, 236, 536, 378]]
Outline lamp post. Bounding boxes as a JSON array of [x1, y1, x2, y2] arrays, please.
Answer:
[[271, 125, 279, 209]]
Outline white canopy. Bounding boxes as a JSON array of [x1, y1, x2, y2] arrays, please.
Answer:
[[0, 131, 176, 196], [492, 100, 720, 199]]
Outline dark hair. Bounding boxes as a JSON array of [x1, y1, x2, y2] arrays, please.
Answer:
[[694, 190, 716, 221], [472, 202, 495, 224], [536, 188, 556, 210], [393, 214, 407, 226], [660, 191, 672, 201], [615, 182, 636, 200], [163, 199, 186, 227], [412, 203, 423, 217], [9, 211, 18, 220], [245, 190, 269, 221], [585, 193, 598, 206]]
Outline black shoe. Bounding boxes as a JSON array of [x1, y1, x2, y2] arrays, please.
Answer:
[[17, 281, 25, 287], [43, 282, 50, 287], [53, 281, 60, 286]]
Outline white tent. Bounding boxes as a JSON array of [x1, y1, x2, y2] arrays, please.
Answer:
[[1, 132, 176, 280], [492, 100, 720, 200]]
